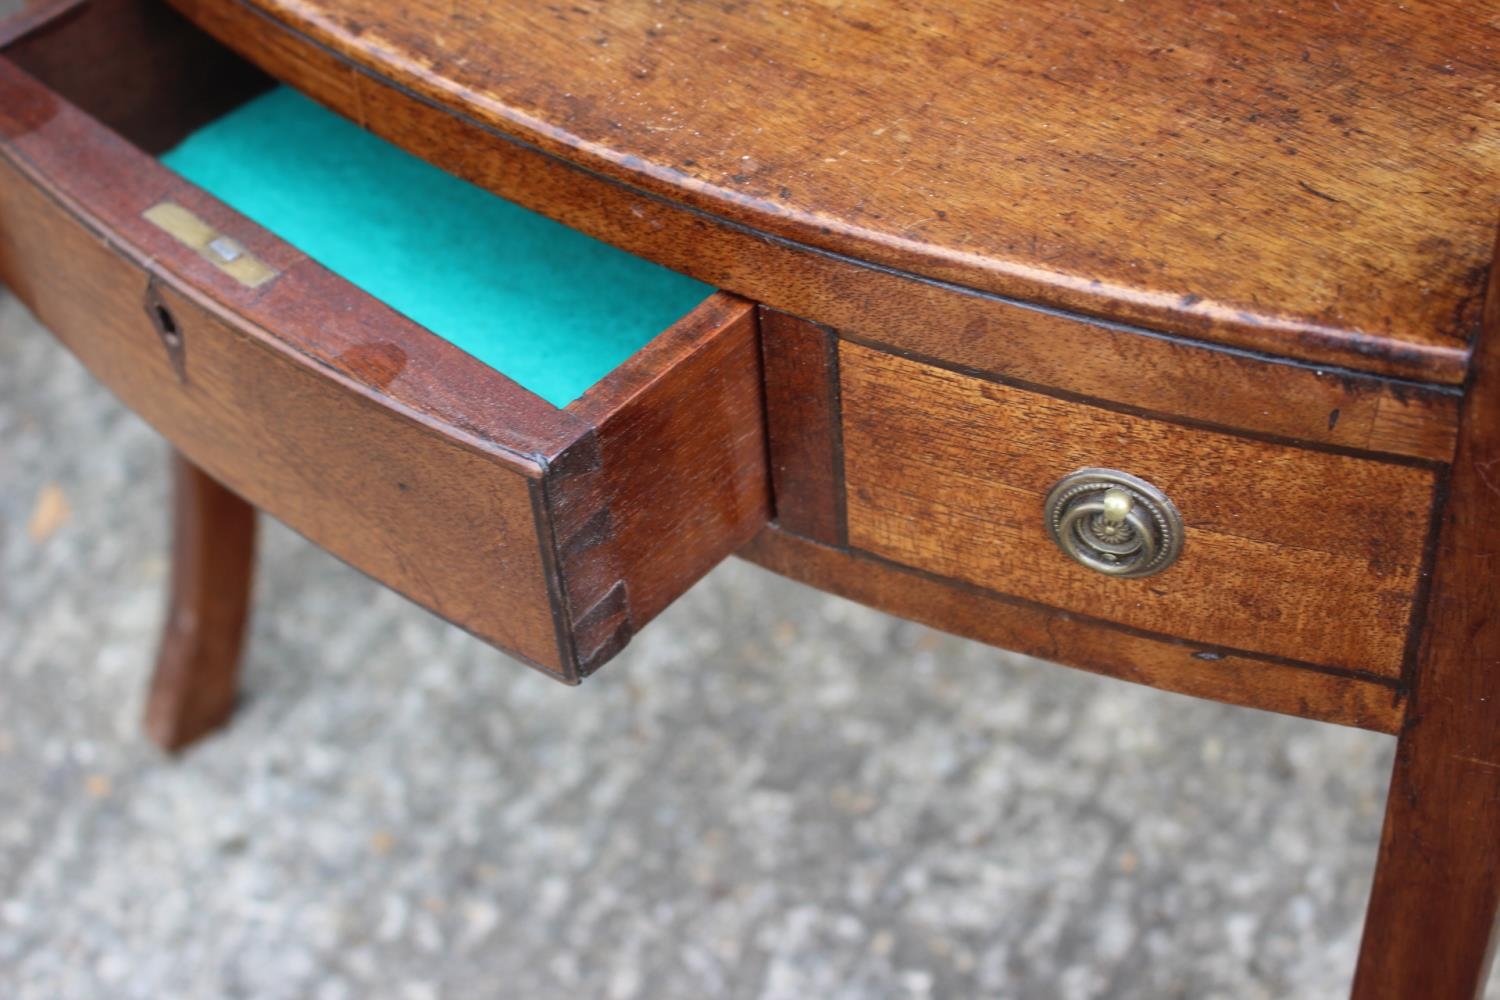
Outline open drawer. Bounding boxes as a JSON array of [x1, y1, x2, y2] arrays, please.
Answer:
[[0, 0, 769, 681]]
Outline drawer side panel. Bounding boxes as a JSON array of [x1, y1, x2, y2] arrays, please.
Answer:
[[561, 296, 770, 674]]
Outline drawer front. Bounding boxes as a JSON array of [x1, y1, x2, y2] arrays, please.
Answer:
[[839, 342, 1438, 679], [0, 180, 559, 665], [0, 9, 768, 682]]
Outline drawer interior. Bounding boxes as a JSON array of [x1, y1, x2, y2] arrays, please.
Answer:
[[162, 86, 711, 406], [7, 1, 710, 407]]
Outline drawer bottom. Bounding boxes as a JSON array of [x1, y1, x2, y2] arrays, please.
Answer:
[[163, 86, 712, 408]]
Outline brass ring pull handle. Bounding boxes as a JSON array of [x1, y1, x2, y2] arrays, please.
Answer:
[[1043, 468, 1183, 578]]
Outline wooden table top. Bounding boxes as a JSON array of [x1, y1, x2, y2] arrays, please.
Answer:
[[226, 0, 1496, 383]]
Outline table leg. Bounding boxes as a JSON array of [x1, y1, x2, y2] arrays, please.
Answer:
[[142, 450, 257, 752], [1353, 725, 1500, 997], [1350, 259, 1500, 999]]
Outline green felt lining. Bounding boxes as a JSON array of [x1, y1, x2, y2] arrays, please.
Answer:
[[162, 86, 712, 408]]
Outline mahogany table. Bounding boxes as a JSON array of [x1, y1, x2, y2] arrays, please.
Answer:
[[1, 1, 1496, 995]]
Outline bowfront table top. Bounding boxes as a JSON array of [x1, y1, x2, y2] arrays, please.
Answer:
[[187, 0, 1498, 382]]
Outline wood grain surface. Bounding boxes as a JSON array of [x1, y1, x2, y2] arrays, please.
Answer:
[[741, 527, 1404, 734], [1351, 237, 1500, 1000], [759, 308, 847, 544], [563, 296, 770, 675], [143, 452, 258, 753], [840, 318, 1461, 465], [840, 343, 1438, 679], [156, 0, 1467, 463], [173, 0, 1497, 382]]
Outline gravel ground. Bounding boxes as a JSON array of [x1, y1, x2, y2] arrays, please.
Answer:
[[0, 231, 1490, 995]]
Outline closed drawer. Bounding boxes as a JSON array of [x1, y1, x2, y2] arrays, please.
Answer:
[[0, 2, 768, 681], [839, 342, 1438, 680]]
